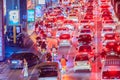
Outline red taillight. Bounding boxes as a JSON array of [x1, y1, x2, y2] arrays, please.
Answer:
[[115, 36, 118, 40], [117, 47, 120, 51], [109, 43, 114, 45], [83, 49, 87, 52], [74, 62, 77, 66], [90, 52, 94, 55], [103, 47, 108, 51]]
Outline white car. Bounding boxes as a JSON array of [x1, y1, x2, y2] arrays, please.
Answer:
[[58, 34, 71, 47], [73, 53, 91, 72], [101, 27, 115, 37]]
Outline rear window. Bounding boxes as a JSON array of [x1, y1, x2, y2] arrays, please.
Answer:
[[39, 65, 58, 77], [59, 34, 70, 39], [79, 34, 91, 39], [75, 55, 89, 61], [79, 46, 92, 52], [105, 34, 116, 39], [80, 29, 91, 33], [103, 28, 113, 32]]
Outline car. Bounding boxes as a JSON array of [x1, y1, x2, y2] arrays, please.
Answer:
[[78, 34, 93, 44], [58, 34, 71, 47], [73, 53, 91, 72], [8, 51, 40, 69], [56, 27, 68, 38], [37, 62, 61, 80], [102, 33, 119, 42], [102, 41, 120, 52]]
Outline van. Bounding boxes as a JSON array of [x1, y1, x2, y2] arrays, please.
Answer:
[[73, 53, 91, 72]]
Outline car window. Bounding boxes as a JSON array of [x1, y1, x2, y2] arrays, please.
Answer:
[[24, 53, 36, 60], [103, 28, 113, 32], [80, 30, 91, 33], [75, 55, 89, 61], [39, 65, 58, 77], [105, 34, 115, 39], [11, 53, 24, 60], [79, 46, 92, 52]]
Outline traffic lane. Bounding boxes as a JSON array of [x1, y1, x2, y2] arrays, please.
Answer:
[[62, 71, 91, 80], [0, 63, 39, 80], [57, 46, 71, 59]]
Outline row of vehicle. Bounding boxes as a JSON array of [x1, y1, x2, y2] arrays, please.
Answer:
[[99, 0, 120, 56], [99, 0, 120, 80], [73, 0, 96, 72], [111, 0, 120, 21]]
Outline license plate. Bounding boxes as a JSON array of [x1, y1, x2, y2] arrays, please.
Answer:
[[11, 60, 18, 64]]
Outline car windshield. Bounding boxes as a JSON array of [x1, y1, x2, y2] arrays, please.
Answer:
[[11, 53, 24, 60], [75, 55, 89, 61], [103, 28, 113, 32], [39, 66, 58, 77]]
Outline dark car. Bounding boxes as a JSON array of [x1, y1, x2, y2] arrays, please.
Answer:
[[78, 34, 92, 44], [103, 41, 120, 54], [8, 52, 40, 69], [37, 62, 61, 80]]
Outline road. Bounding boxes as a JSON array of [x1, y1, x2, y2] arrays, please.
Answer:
[[1, 0, 119, 80]]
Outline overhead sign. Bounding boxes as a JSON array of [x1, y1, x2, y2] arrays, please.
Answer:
[[8, 10, 20, 25], [27, 9, 35, 22]]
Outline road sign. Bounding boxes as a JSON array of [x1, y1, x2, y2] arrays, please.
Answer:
[[27, 9, 35, 22], [8, 10, 20, 25]]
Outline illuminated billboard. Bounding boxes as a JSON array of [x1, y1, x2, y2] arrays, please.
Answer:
[[8, 10, 20, 25], [0, 0, 4, 61], [27, 0, 35, 9], [27, 9, 35, 22], [35, 5, 43, 18]]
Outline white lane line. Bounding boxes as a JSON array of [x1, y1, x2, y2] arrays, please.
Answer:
[[66, 46, 72, 60], [27, 65, 38, 80], [27, 53, 45, 80]]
